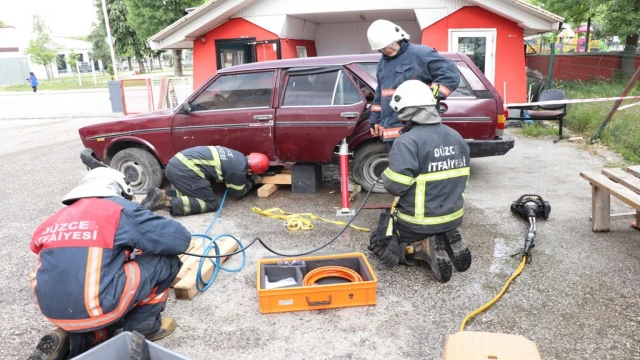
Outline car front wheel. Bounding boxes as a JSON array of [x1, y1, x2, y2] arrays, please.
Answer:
[[352, 142, 389, 193], [110, 148, 163, 195]]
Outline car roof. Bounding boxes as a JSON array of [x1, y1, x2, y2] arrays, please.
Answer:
[[219, 52, 464, 73]]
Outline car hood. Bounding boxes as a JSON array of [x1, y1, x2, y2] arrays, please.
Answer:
[[78, 108, 176, 139]]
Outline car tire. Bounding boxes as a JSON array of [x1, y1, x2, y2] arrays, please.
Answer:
[[352, 142, 389, 194], [110, 148, 162, 195]]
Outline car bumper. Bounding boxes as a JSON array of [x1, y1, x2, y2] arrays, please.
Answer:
[[467, 134, 515, 158], [81, 148, 108, 169]]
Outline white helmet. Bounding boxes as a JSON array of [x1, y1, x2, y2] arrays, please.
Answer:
[[389, 80, 437, 112], [62, 167, 134, 205], [367, 19, 410, 51]]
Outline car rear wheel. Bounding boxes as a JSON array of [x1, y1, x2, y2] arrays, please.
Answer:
[[352, 142, 389, 193], [110, 148, 162, 195]]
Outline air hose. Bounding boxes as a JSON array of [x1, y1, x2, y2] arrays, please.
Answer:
[[302, 266, 363, 286], [182, 178, 381, 260]]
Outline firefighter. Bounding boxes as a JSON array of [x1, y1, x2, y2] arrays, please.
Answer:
[[29, 167, 191, 360], [366, 19, 460, 151], [142, 146, 270, 216], [368, 80, 471, 283]]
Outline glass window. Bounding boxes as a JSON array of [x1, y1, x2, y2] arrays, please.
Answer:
[[282, 70, 362, 106], [356, 63, 378, 80], [191, 71, 274, 111]]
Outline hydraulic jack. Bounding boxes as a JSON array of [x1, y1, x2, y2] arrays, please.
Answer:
[[336, 138, 355, 216]]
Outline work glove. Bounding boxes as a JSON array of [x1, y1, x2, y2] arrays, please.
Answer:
[[368, 228, 388, 257], [379, 235, 402, 268]]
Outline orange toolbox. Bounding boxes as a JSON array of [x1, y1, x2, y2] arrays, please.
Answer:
[[256, 252, 378, 314]]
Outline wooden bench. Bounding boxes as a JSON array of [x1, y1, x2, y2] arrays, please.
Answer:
[[580, 165, 640, 232]]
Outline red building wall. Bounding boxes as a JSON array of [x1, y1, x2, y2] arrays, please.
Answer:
[[192, 18, 317, 90], [423, 6, 526, 103]]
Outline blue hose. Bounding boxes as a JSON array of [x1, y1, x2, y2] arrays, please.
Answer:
[[190, 189, 246, 292]]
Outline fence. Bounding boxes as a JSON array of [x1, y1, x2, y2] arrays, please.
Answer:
[[524, 48, 640, 163], [120, 77, 193, 115]]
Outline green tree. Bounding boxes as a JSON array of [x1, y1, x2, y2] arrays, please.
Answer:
[[533, 0, 640, 78], [94, 0, 149, 73], [87, 21, 112, 72], [68, 50, 79, 73], [24, 14, 60, 80], [125, 0, 204, 76], [0, 20, 7, 27]]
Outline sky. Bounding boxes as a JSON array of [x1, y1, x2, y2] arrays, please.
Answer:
[[0, 0, 97, 38]]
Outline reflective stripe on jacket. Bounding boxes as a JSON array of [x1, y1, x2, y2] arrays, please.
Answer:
[[172, 146, 253, 198], [382, 123, 470, 235], [370, 40, 460, 141], [30, 197, 191, 331]]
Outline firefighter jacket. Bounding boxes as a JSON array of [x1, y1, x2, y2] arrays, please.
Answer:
[[382, 123, 470, 235], [30, 196, 191, 332], [173, 146, 254, 198], [370, 40, 460, 141]]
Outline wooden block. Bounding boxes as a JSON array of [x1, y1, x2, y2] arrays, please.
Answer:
[[171, 242, 204, 287], [636, 211, 640, 229], [627, 165, 640, 178], [178, 240, 197, 262], [174, 238, 239, 300], [258, 183, 279, 198], [580, 171, 640, 209], [592, 184, 611, 232], [602, 168, 640, 195], [260, 173, 292, 185]]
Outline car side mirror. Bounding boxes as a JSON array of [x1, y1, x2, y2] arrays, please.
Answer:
[[181, 102, 192, 114]]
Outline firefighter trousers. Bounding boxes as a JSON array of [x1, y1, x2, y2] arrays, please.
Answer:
[[67, 254, 182, 357], [165, 160, 220, 216]]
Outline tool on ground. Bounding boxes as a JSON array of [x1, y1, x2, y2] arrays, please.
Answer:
[[459, 194, 551, 331], [251, 207, 370, 232], [182, 178, 382, 259], [337, 138, 356, 216]]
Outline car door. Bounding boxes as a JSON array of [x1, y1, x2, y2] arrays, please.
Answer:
[[172, 70, 277, 158], [274, 66, 366, 162]]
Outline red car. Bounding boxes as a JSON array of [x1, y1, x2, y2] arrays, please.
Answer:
[[79, 53, 513, 194]]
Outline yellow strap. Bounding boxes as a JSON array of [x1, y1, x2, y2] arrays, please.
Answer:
[[397, 207, 464, 225], [208, 146, 224, 181], [383, 168, 414, 186], [226, 183, 246, 191], [251, 207, 370, 232], [180, 196, 191, 216], [197, 198, 206, 213]]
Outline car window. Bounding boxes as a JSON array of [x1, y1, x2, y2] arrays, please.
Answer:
[[356, 61, 474, 98], [191, 71, 274, 111], [282, 69, 362, 106]]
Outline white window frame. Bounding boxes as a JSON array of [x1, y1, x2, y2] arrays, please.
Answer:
[[296, 46, 307, 58], [448, 28, 497, 85]]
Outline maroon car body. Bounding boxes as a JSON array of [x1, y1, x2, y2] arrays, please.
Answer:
[[79, 52, 513, 193]]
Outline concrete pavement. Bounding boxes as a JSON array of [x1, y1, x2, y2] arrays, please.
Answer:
[[1, 127, 639, 359]]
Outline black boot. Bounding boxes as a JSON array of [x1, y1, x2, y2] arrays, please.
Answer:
[[405, 235, 452, 283], [442, 229, 472, 272], [144, 189, 173, 212], [28, 328, 69, 360]]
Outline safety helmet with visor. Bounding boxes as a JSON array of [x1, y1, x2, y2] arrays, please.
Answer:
[[62, 167, 134, 205], [367, 19, 410, 51]]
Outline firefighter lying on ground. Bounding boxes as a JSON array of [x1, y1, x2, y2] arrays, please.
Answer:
[[368, 80, 472, 283], [29, 167, 191, 360], [366, 19, 460, 151], [142, 146, 270, 216]]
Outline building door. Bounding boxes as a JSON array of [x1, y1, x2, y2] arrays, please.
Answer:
[[449, 29, 496, 85]]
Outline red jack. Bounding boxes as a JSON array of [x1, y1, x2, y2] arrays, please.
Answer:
[[337, 138, 355, 216]]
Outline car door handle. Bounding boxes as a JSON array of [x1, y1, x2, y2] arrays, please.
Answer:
[[340, 112, 360, 118], [253, 115, 273, 121]]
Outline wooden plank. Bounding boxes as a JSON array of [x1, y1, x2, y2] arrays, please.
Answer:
[[258, 183, 279, 198], [260, 173, 292, 185], [590, 212, 637, 221], [178, 240, 197, 262], [635, 211, 640, 229], [592, 184, 611, 232], [174, 238, 239, 300], [171, 242, 204, 287], [602, 168, 640, 195], [580, 171, 640, 210], [626, 165, 640, 178]]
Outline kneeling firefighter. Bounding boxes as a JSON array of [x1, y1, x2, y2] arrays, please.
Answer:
[[368, 79, 472, 283], [143, 146, 270, 216], [29, 167, 191, 360]]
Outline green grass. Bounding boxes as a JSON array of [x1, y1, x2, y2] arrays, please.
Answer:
[[519, 123, 559, 137], [551, 79, 640, 164]]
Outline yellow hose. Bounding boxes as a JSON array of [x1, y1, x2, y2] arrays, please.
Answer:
[[459, 255, 528, 332]]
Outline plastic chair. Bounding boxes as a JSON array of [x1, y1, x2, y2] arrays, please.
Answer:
[[527, 89, 568, 142]]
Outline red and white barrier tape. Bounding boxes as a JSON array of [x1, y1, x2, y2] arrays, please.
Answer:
[[617, 101, 640, 111], [506, 95, 640, 108]]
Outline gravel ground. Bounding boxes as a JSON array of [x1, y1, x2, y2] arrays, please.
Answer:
[[1, 130, 639, 360]]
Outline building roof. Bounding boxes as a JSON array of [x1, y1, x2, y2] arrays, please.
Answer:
[[148, 0, 564, 50]]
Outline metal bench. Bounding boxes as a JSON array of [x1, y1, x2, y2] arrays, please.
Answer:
[[580, 165, 640, 232]]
